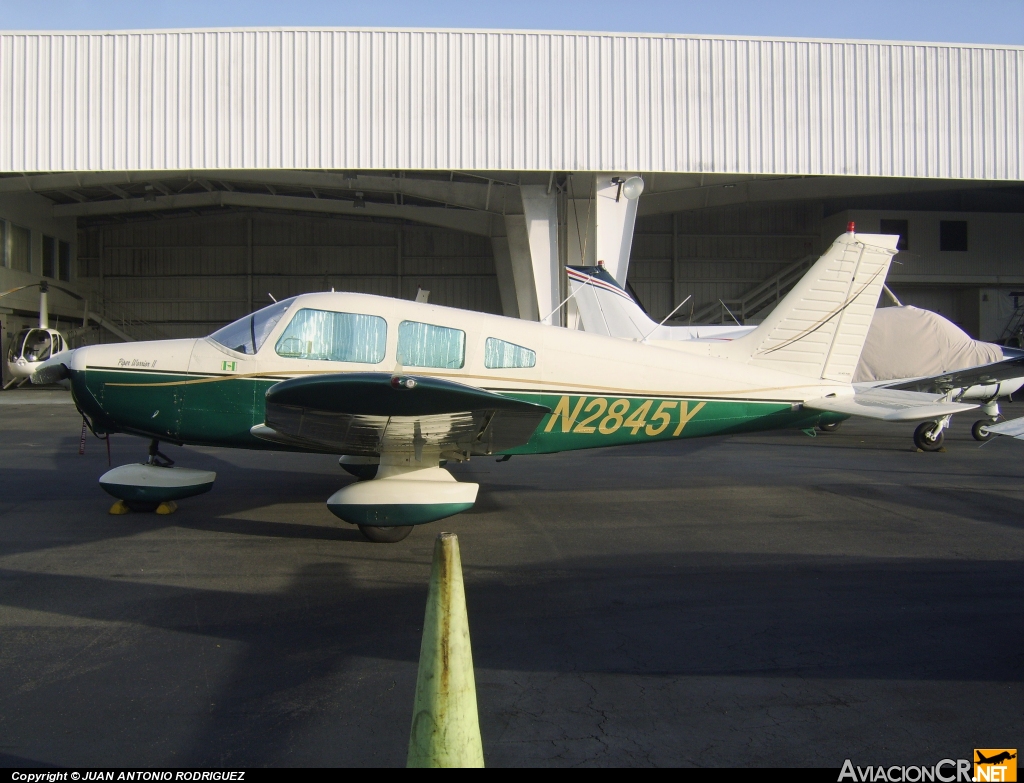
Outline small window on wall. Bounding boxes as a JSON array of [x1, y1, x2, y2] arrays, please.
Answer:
[[879, 219, 909, 251], [9, 225, 30, 272], [58, 241, 71, 281], [940, 221, 968, 252], [397, 321, 465, 369], [42, 236, 56, 278], [275, 309, 387, 363], [484, 337, 536, 369]]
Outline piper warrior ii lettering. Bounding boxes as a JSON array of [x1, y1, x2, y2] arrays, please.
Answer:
[[34, 228, 1010, 543]]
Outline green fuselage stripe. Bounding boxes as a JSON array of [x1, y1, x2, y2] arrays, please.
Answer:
[[71, 368, 837, 454]]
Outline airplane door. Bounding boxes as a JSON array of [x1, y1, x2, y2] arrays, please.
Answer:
[[181, 340, 258, 446]]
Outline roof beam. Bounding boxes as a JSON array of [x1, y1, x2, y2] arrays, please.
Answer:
[[51, 190, 493, 236], [0, 169, 522, 214], [637, 176, 1000, 215]]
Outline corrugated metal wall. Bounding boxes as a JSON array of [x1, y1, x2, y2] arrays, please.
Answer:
[[78, 211, 500, 339], [628, 203, 823, 319], [2, 29, 1021, 178]]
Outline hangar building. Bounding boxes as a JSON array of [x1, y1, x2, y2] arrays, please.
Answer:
[[1, 27, 1022, 379]]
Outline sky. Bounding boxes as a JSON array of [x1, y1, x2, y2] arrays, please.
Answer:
[[0, 0, 1022, 45]]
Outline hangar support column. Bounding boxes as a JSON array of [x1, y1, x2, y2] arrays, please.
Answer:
[[497, 176, 642, 325], [499, 185, 560, 323], [592, 174, 642, 286]]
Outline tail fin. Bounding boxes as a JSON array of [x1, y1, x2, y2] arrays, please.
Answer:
[[566, 265, 655, 340], [728, 229, 899, 381]]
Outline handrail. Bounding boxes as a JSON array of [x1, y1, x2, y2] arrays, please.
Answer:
[[91, 292, 170, 342], [688, 253, 816, 324]]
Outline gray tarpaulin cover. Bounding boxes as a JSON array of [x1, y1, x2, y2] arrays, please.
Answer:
[[853, 306, 1004, 383]]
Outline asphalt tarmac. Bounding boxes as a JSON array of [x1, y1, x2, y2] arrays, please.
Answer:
[[1, 388, 1021, 767]]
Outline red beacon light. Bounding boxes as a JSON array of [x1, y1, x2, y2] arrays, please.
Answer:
[[847, 221, 856, 234]]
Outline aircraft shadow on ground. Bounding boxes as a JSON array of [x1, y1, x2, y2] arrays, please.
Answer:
[[0, 550, 1021, 765]]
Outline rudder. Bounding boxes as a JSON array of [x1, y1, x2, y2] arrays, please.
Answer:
[[727, 227, 899, 381]]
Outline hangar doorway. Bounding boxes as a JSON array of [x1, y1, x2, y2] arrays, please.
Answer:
[[76, 209, 501, 343]]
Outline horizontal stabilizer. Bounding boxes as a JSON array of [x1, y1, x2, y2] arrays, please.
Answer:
[[984, 417, 1024, 439], [805, 388, 977, 422]]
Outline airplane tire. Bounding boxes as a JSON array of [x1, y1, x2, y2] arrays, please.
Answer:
[[914, 422, 944, 452], [124, 500, 160, 513], [358, 524, 414, 543], [971, 420, 996, 442], [817, 421, 842, 432]]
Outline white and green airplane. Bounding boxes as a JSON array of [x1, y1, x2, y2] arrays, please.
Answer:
[[35, 227, 980, 542]]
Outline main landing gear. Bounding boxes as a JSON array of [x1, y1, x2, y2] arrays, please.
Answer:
[[330, 453, 478, 543], [914, 419, 947, 452]]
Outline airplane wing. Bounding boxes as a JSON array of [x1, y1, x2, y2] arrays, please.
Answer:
[[251, 372, 550, 458], [983, 416, 1024, 439], [804, 388, 978, 422], [881, 354, 1024, 394]]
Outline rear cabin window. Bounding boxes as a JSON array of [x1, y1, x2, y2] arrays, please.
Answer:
[[276, 309, 387, 363], [484, 337, 536, 369], [397, 321, 465, 369]]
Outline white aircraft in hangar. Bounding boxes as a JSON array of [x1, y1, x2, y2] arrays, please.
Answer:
[[567, 237, 1024, 452], [34, 227, 1012, 543]]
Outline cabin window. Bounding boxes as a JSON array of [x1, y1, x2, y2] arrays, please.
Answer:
[[484, 337, 536, 369], [209, 298, 294, 355], [276, 308, 387, 363], [397, 321, 465, 369]]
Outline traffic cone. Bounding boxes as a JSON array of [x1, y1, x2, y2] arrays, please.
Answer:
[[406, 532, 484, 768]]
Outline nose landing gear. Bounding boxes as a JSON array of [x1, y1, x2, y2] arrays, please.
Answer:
[[99, 439, 217, 514]]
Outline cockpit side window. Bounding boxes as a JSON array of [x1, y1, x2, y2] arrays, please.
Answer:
[[210, 298, 294, 355], [484, 337, 536, 369], [397, 321, 465, 369], [275, 309, 387, 363]]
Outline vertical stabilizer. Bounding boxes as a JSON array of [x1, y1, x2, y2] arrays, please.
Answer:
[[566, 265, 652, 340], [728, 229, 899, 381]]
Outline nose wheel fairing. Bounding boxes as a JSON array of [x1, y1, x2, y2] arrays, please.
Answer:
[[98, 463, 216, 504]]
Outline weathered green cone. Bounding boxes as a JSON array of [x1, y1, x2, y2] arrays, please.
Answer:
[[407, 532, 485, 768]]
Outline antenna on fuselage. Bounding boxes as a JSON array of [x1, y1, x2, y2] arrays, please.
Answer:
[[718, 299, 742, 326], [268, 293, 277, 303], [640, 294, 692, 342]]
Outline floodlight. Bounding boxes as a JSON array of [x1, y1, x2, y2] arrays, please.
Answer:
[[622, 176, 645, 200]]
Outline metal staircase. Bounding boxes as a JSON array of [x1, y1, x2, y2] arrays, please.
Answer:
[[687, 253, 817, 325], [62, 293, 171, 345]]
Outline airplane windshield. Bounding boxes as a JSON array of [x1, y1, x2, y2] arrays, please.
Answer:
[[209, 298, 294, 355], [21, 329, 53, 362]]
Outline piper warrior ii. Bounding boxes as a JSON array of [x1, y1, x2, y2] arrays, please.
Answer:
[[34, 227, 987, 543]]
